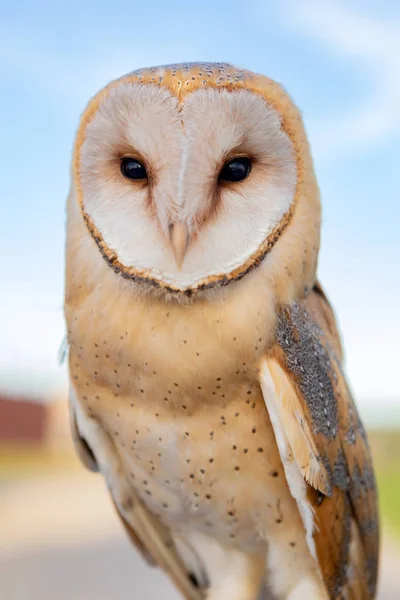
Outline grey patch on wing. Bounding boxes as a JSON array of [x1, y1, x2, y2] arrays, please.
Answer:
[[346, 426, 357, 445], [366, 554, 379, 597], [276, 303, 339, 439], [348, 458, 378, 595], [332, 448, 350, 491], [349, 463, 363, 501], [350, 460, 377, 501], [360, 518, 379, 536]]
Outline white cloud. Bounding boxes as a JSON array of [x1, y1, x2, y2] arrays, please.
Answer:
[[279, 0, 400, 160]]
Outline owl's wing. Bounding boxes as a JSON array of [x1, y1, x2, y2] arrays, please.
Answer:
[[69, 397, 204, 600], [259, 283, 379, 599]]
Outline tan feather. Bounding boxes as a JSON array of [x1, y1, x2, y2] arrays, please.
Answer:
[[263, 358, 331, 495]]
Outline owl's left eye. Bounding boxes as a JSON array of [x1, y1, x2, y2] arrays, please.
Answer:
[[120, 157, 147, 180]]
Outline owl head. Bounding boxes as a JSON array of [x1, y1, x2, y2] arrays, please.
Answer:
[[69, 63, 320, 301]]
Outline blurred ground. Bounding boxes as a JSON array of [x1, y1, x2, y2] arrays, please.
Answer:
[[0, 468, 399, 600]]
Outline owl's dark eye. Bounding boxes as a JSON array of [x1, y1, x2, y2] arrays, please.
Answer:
[[218, 157, 252, 183], [120, 157, 147, 180]]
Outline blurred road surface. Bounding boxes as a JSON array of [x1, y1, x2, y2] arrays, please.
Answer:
[[0, 472, 398, 599]]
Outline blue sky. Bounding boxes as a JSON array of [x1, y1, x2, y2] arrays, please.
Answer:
[[1, 1, 399, 422]]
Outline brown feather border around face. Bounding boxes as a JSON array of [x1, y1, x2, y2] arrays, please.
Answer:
[[74, 63, 303, 295]]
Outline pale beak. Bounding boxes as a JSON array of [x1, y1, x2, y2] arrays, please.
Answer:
[[169, 221, 190, 269]]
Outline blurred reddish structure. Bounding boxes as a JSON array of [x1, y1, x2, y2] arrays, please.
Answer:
[[0, 395, 48, 443], [0, 392, 71, 450]]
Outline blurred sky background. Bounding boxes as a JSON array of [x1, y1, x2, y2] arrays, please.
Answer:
[[1, 0, 399, 423]]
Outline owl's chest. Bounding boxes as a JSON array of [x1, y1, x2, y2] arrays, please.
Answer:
[[79, 368, 287, 550], [68, 288, 284, 546]]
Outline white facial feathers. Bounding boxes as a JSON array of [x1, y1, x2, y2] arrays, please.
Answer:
[[78, 83, 296, 290]]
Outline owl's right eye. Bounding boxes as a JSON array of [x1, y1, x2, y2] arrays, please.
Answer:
[[120, 157, 147, 180]]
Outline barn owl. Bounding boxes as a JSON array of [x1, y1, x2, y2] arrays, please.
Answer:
[[65, 63, 379, 600]]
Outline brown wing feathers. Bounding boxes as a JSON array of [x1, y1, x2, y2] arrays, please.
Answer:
[[270, 283, 379, 598]]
